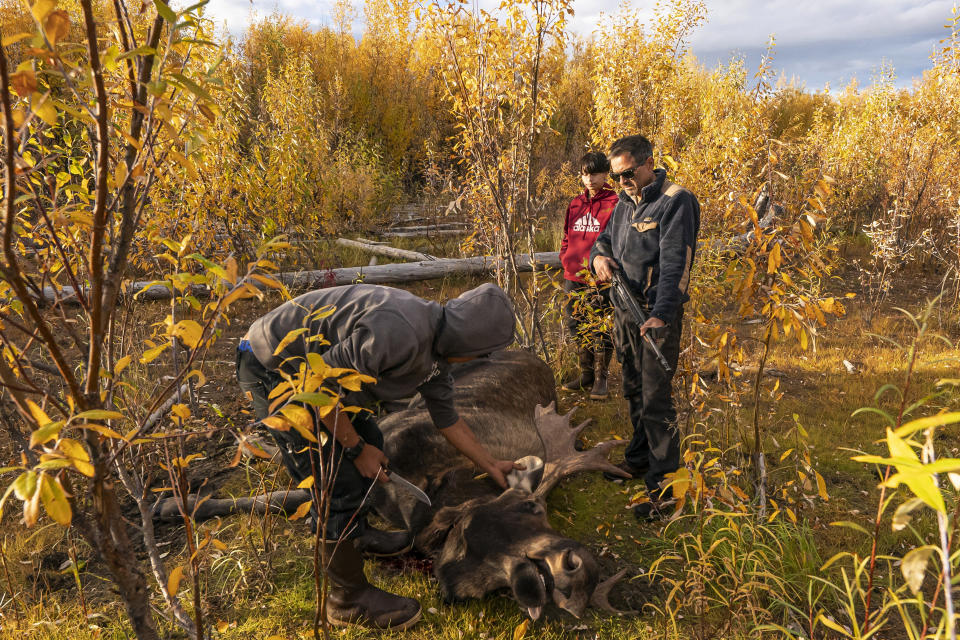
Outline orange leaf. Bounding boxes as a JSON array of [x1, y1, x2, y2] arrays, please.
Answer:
[[288, 500, 313, 521], [44, 10, 70, 45], [10, 70, 37, 97]]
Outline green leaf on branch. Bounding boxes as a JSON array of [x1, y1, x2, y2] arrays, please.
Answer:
[[30, 421, 64, 448], [154, 0, 177, 23], [894, 412, 960, 438], [289, 392, 334, 407]]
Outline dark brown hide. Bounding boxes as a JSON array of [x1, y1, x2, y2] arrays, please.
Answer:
[[414, 489, 599, 617], [372, 350, 612, 617]]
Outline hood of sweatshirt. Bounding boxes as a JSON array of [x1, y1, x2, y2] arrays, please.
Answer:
[[435, 283, 516, 358]]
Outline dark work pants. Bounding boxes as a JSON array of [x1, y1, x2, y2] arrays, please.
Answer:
[[562, 279, 613, 352], [613, 307, 683, 495], [235, 348, 383, 540]]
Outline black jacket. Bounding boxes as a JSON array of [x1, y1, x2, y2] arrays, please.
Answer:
[[590, 169, 700, 323]]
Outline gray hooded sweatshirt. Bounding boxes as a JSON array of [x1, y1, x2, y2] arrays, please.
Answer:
[[246, 283, 515, 428]]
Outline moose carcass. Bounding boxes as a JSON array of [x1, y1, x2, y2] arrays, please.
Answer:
[[372, 350, 630, 617], [159, 350, 630, 617]]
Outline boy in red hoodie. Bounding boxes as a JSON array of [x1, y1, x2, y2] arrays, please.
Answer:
[[559, 151, 619, 399]]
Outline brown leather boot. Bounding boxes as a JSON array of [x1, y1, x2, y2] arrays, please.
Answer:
[[561, 347, 595, 391], [590, 347, 613, 400], [323, 539, 421, 630]]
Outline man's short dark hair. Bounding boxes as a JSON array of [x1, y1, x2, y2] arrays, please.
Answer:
[[579, 151, 610, 175], [609, 135, 653, 164]]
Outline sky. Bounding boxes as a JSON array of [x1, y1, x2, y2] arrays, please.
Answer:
[[201, 0, 957, 90]]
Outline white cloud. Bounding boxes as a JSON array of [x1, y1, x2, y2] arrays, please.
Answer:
[[199, 0, 956, 88]]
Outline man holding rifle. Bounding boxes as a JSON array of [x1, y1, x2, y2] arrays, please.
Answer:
[[590, 134, 701, 521]]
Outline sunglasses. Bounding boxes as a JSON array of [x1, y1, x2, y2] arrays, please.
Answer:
[[609, 166, 640, 182]]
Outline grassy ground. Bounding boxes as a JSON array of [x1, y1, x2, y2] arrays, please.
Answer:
[[1, 249, 958, 639]]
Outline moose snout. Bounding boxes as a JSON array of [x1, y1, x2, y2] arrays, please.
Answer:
[[506, 455, 544, 493], [542, 547, 598, 618]]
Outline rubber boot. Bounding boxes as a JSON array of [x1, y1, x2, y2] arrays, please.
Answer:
[[561, 347, 595, 391], [590, 347, 614, 400], [354, 521, 412, 557], [323, 539, 422, 630]]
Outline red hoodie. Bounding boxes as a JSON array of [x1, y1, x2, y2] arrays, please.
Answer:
[[559, 185, 618, 283]]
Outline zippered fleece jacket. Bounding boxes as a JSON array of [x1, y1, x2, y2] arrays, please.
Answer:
[[559, 185, 618, 283], [590, 169, 701, 323], [246, 283, 515, 429]]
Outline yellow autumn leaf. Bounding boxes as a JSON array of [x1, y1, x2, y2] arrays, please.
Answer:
[[288, 499, 313, 521], [168, 565, 184, 597], [170, 404, 191, 422], [273, 328, 309, 356], [767, 242, 782, 275], [114, 160, 128, 187], [338, 373, 376, 392], [59, 438, 94, 477], [224, 256, 238, 285], [513, 619, 529, 640], [815, 471, 829, 501], [114, 355, 132, 376], [140, 343, 170, 364], [297, 475, 315, 489], [39, 474, 71, 525], [260, 415, 290, 431], [279, 404, 310, 427], [186, 368, 207, 387], [171, 320, 204, 349], [23, 477, 41, 527], [32, 92, 57, 126], [26, 399, 51, 428], [81, 423, 125, 440], [31, 0, 57, 22]]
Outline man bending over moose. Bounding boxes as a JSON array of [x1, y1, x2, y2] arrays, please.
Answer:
[[236, 283, 520, 630]]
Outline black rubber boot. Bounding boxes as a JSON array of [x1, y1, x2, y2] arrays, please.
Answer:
[[561, 347, 595, 391], [590, 347, 614, 400], [355, 524, 412, 557], [323, 539, 422, 630]]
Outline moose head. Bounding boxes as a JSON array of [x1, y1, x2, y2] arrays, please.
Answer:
[[412, 402, 632, 619]]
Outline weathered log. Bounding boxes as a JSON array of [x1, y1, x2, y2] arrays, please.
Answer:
[[336, 237, 435, 261], [155, 489, 311, 522], [38, 253, 563, 304], [386, 223, 468, 232], [383, 229, 468, 238]]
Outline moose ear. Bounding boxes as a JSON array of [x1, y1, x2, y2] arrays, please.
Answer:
[[414, 504, 463, 552]]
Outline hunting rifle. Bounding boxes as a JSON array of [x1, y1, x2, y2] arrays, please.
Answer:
[[609, 269, 672, 373]]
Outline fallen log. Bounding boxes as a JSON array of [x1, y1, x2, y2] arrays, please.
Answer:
[[39, 252, 563, 304], [386, 223, 468, 232], [336, 237, 435, 261], [383, 228, 467, 238], [155, 488, 312, 522]]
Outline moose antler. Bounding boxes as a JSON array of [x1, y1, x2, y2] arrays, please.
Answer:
[[532, 402, 628, 498], [590, 568, 638, 615]]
